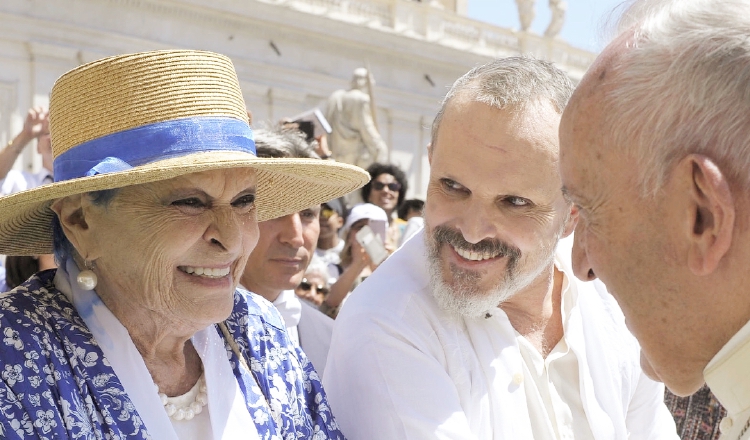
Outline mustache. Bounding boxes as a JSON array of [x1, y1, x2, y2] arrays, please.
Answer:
[[431, 225, 521, 262]]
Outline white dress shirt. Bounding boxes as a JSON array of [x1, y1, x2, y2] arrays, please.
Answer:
[[323, 230, 678, 440], [705, 318, 750, 440], [516, 273, 594, 440], [273, 289, 334, 374]]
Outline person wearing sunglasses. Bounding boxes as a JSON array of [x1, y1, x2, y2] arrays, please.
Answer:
[[361, 162, 409, 252], [295, 257, 331, 306]]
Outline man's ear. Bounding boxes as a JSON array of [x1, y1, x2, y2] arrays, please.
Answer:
[[561, 204, 579, 238], [49, 194, 101, 261], [427, 143, 433, 165], [680, 154, 734, 276]]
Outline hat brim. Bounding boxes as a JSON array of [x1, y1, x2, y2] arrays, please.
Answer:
[[0, 151, 369, 255]]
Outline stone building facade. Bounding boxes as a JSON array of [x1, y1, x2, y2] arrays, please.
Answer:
[[0, 0, 594, 198]]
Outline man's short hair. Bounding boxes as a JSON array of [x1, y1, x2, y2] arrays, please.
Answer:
[[431, 57, 574, 149], [254, 125, 320, 160], [604, 0, 750, 196]]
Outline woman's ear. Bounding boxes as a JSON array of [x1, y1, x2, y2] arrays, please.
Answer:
[[50, 194, 102, 261]]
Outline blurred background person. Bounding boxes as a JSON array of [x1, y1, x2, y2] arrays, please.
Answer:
[[316, 197, 347, 285], [320, 203, 387, 318], [239, 125, 337, 374], [361, 162, 408, 251], [0, 106, 56, 294], [396, 198, 424, 246], [295, 255, 330, 307]]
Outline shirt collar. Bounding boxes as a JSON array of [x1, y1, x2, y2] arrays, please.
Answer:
[[704, 318, 750, 415]]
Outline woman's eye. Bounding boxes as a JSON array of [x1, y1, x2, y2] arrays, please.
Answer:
[[172, 197, 205, 208], [232, 194, 256, 208]]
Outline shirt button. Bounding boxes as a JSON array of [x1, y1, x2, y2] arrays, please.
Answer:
[[512, 373, 524, 385], [719, 416, 734, 433]]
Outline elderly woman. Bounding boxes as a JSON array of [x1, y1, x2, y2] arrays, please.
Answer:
[[0, 51, 367, 439]]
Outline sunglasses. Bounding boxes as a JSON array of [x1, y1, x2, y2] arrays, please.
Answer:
[[372, 181, 401, 192], [298, 278, 330, 295]]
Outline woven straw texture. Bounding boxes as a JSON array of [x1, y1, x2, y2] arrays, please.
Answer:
[[0, 50, 369, 255], [49, 50, 248, 156]]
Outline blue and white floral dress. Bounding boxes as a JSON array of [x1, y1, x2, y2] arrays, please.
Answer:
[[0, 269, 344, 439]]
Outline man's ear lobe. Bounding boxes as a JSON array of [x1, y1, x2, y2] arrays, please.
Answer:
[[683, 154, 734, 276], [50, 194, 98, 260]]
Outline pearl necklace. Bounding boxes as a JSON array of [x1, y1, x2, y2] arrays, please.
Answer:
[[156, 374, 208, 421]]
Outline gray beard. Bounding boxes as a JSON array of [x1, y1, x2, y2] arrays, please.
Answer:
[[425, 235, 557, 319]]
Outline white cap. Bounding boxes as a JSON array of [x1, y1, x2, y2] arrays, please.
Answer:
[[342, 203, 388, 242]]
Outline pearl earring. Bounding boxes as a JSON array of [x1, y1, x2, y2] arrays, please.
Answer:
[[76, 260, 98, 291]]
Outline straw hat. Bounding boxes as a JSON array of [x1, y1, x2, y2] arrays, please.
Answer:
[[0, 50, 369, 255]]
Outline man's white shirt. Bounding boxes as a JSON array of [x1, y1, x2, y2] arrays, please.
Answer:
[[273, 289, 333, 374], [323, 230, 678, 440]]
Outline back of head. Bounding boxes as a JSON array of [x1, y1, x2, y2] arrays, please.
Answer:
[[431, 57, 574, 148], [604, 0, 750, 195], [253, 125, 320, 159]]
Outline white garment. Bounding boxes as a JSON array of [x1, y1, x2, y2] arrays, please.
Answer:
[[516, 273, 593, 440], [57, 259, 260, 440], [0, 168, 53, 196], [273, 289, 334, 374], [315, 240, 345, 284], [704, 318, 750, 440], [323, 230, 678, 440], [169, 374, 212, 440]]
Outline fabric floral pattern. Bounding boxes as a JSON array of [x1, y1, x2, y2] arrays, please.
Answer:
[[0, 270, 344, 439]]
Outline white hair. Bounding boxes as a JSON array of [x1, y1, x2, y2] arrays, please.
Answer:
[[605, 0, 750, 195], [304, 255, 329, 286], [431, 57, 574, 148]]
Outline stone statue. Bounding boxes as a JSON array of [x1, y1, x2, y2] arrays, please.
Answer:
[[516, 0, 535, 32], [325, 68, 388, 170], [544, 0, 566, 38]]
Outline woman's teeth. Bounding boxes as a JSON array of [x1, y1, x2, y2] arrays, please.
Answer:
[[453, 246, 500, 261], [180, 266, 230, 278]]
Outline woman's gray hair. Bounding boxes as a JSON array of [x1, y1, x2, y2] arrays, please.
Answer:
[[605, 0, 750, 196], [431, 57, 574, 148]]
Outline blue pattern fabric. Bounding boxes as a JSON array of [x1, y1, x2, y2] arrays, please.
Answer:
[[0, 269, 344, 439]]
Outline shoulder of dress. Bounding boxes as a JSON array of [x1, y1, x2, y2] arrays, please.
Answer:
[[230, 288, 286, 332], [0, 269, 68, 318]]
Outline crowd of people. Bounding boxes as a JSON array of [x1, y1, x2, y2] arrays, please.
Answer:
[[0, 0, 747, 438]]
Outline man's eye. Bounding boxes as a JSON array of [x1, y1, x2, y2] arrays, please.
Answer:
[[442, 178, 465, 192], [300, 209, 318, 220], [505, 196, 530, 207], [232, 194, 256, 208]]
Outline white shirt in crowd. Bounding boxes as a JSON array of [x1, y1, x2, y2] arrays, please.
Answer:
[[273, 289, 334, 374], [323, 230, 678, 440], [0, 168, 53, 196], [315, 240, 345, 284]]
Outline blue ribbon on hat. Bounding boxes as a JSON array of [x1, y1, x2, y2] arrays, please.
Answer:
[[53, 117, 256, 182]]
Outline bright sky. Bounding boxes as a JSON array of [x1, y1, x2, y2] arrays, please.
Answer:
[[467, 0, 627, 52]]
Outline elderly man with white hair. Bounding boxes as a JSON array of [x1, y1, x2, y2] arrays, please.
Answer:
[[559, 0, 750, 438], [323, 57, 678, 439]]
